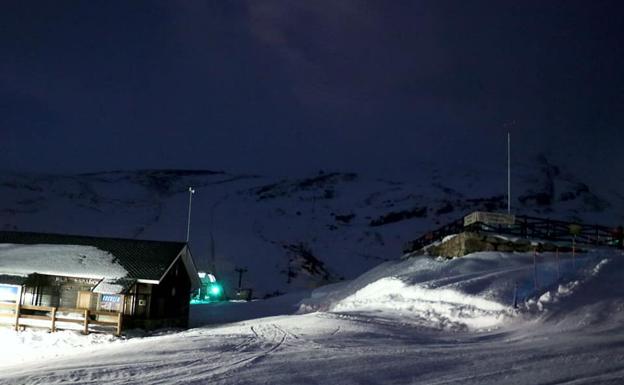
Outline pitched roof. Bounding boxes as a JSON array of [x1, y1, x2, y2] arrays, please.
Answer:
[[0, 274, 26, 285], [0, 231, 187, 282]]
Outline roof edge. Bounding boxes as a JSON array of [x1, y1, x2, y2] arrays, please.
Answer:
[[155, 245, 201, 291], [0, 230, 187, 247]]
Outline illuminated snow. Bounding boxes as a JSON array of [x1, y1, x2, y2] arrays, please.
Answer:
[[331, 277, 510, 329]]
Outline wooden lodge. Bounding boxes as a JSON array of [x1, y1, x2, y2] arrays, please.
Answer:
[[0, 231, 200, 335]]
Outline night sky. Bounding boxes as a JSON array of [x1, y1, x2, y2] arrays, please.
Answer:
[[1, 1, 623, 179]]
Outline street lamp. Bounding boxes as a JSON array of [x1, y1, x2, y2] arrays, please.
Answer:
[[186, 187, 195, 243]]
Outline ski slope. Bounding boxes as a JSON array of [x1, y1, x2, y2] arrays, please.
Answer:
[[0, 249, 623, 384]]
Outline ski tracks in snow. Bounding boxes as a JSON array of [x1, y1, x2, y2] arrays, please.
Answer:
[[0, 324, 291, 385]]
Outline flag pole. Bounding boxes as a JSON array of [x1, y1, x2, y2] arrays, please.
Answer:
[[186, 187, 195, 242]]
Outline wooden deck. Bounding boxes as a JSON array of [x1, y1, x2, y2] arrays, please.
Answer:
[[0, 302, 123, 336]]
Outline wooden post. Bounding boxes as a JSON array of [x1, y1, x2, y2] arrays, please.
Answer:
[[14, 286, 23, 332], [116, 312, 123, 337], [83, 309, 89, 335], [14, 303, 19, 331], [51, 307, 57, 332]]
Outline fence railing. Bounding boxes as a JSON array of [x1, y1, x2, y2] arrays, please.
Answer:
[[404, 213, 624, 254], [0, 302, 123, 336], [512, 247, 611, 308]]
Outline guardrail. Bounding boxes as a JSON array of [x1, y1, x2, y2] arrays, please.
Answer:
[[0, 302, 123, 336], [403, 213, 624, 254]]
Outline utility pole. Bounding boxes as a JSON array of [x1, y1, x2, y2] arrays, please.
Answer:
[[186, 187, 195, 243], [235, 267, 248, 290]]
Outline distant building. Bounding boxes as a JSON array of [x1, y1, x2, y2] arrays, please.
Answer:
[[0, 231, 200, 333]]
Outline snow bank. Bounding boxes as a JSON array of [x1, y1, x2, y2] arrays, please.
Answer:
[[299, 249, 619, 330], [331, 277, 509, 329], [0, 243, 127, 279]]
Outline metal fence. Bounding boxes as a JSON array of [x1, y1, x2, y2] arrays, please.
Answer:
[[511, 247, 612, 308]]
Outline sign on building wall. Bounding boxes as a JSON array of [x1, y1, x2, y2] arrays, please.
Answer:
[[99, 294, 122, 312], [54, 276, 100, 285]]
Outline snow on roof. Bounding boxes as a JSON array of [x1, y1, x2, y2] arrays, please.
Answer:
[[0, 243, 128, 280], [93, 278, 135, 294]]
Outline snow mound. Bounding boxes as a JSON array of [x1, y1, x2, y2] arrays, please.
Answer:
[[299, 249, 621, 331], [331, 277, 510, 329], [531, 254, 624, 331]]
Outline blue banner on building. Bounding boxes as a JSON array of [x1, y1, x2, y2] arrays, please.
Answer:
[[101, 294, 121, 303]]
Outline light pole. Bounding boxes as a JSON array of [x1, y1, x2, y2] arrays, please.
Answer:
[[186, 187, 195, 243]]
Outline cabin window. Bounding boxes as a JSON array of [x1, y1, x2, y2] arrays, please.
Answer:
[[0, 284, 19, 303]]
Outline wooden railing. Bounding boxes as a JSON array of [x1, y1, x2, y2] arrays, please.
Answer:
[[403, 213, 624, 254], [0, 302, 123, 336]]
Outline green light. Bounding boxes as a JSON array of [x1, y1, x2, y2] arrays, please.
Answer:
[[209, 284, 222, 296]]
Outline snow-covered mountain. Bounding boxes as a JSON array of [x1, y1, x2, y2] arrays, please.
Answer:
[[1, 155, 622, 297]]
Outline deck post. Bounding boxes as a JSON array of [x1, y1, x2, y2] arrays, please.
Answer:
[[116, 312, 123, 337], [83, 309, 89, 335], [51, 307, 57, 332], [14, 302, 20, 332], [14, 286, 22, 331]]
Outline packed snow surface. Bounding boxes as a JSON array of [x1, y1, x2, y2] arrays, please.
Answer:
[[0, 243, 127, 279], [330, 277, 509, 329], [0, 249, 623, 384]]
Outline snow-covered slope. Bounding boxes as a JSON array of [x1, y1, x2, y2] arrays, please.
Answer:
[[298, 248, 618, 329], [1, 248, 622, 384], [1, 155, 622, 297]]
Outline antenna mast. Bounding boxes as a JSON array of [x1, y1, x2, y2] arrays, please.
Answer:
[[186, 187, 195, 242]]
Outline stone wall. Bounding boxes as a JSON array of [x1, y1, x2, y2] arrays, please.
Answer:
[[417, 232, 574, 259]]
